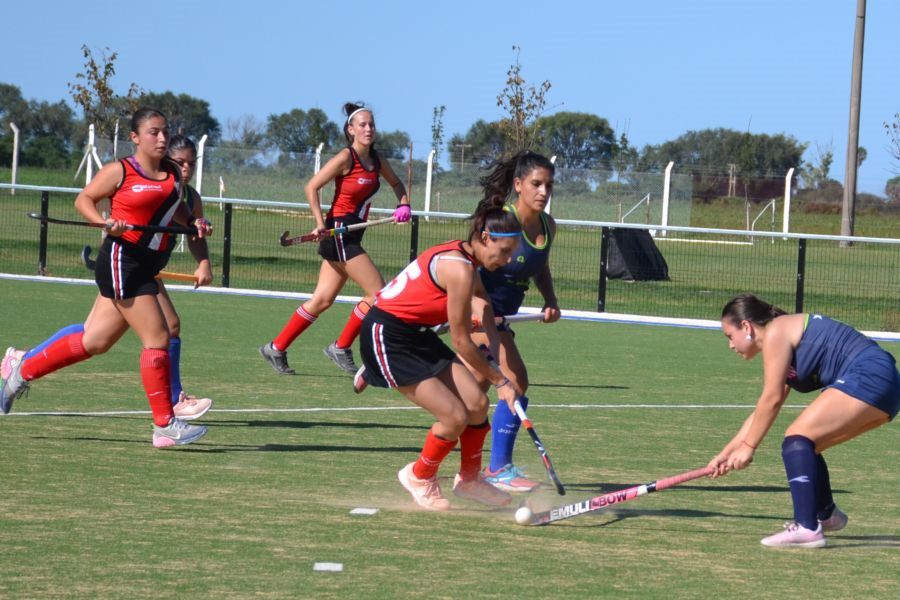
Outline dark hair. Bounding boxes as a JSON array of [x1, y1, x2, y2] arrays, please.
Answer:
[[479, 151, 555, 206], [343, 101, 374, 145], [468, 195, 522, 242], [722, 293, 787, 326], [168, 134, 197, 156], [130, 107, 167, 134]]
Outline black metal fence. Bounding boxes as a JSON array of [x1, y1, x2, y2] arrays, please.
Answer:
[[2, 185, 898, 332]]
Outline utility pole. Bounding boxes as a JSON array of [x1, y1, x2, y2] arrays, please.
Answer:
[[454, 143, 471, 173], [841, 0, 866, 246]]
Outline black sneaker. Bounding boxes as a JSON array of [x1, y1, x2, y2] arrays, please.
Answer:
[[259, 343, 296, 375], [323, 342, 358, 374]]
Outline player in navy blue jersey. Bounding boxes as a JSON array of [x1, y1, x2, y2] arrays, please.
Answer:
[[464, 151, 561, 493], [708, 294, 900, 548]]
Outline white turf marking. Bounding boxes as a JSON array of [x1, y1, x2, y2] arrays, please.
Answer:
[[7, 403, 811, 417], [350, 508, 379, 516], [313, 562, 343, 572]]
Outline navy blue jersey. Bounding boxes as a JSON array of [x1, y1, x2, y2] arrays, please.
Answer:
[[479, 206, 553, 316], [788, 314, 881, 393]]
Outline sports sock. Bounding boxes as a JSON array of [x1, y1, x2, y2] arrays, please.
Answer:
[[24, 324, 85, 359], [489, 395, 528, 472], [140, 348, 174, 427], [335, 301, 371, 349], [20, 331, 91, 381], [814, 453, 836, 521], [458, 420, 491, 481], [169, 336, 183, 405], [272, 305, 317, 351], [412, 428, 457, 480], [781, 435, 819, 530]]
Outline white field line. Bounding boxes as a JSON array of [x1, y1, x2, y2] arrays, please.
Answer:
[[6, 403, 811, 417]]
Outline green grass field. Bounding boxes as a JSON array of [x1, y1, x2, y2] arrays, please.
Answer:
[[0, 279, 898, 599]]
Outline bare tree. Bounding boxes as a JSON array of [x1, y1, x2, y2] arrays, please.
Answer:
[[431, 105, 446, 165], [885, 113, 900, 170], [496, 45, 551, 154]]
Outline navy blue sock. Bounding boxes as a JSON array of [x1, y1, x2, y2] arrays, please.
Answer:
[[781, 435, 819, 530], [169, 336, 182, 405], [25, 324, 85, 359], [488, 395, 528, 472], [814, 453, 835, 520]]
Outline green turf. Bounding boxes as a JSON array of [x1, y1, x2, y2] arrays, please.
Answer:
[[0, 279, 897, 598]]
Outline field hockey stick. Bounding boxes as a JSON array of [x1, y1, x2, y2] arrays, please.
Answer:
[[513, 398, 566, 496], [524, 466, 713, 526], [431, 312, 545, 335], [82, 245, 199, 284], [28, 212, 198, 235], [279, 216, 396, 246]]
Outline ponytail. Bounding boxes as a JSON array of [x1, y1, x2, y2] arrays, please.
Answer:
[[478, 150, 555, 207], [722, 293, 787, 327]]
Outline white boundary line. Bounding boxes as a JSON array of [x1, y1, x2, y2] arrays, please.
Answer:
[[2, 273, 898, 342], [5, 404, 811, 417]]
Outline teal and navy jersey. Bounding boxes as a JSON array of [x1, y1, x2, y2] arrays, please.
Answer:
[[788, 314, 882, 393], [479, 206, 553, 316]]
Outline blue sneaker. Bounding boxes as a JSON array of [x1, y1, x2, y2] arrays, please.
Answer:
[[483, 463, 540, 493], [1, 348, 29, 415]]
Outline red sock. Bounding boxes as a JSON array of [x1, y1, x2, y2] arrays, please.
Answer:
[[20, 331, 91, 381], [412, 429, 457, 480], [140, 348, 174, 427], [272, 305, 317, 351], [335, 301, 371, 349], [458, 420, 491, 481]]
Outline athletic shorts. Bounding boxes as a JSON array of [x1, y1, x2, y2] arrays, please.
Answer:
[[828, 346, 900, 420], [359, 306, 456, 389], [318, 213, 367, 263], [94, 236, 168, 300]]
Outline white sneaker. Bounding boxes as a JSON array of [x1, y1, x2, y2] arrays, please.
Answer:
[[760, 522, 826, 548], [152, 417, 207, 448], [173, 391, 212, 421], [398, 463, 450, 511]]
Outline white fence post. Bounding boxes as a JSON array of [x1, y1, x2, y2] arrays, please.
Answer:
[[783, 167, 794, 236], [544, 155, 557, 214], [9, 122, 19, 195], [112, 120, 119, 159], [660, 161, 674, 237], [315, 143, 324, 174], [424, 149, 436, 221], [196, 134, 208, 194]]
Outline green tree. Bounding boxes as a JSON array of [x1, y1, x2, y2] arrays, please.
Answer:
[[266, 108, 339, 154], [496, 45, 551, 153], [447, 119, 505, 170], [533, 111, 615, 170], [376, 129, 411, 160], [137, 91, 221, 143], [0, 83, 29, 126], [68, 45, 141, 141]]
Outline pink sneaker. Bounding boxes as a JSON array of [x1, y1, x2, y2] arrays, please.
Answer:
[[760, 522, 826, 548], [398, 463, 450, 511], [452, 473, 512, 507], [353, 366, 368, 394], [819, 506, 848, 532], [173, 391, 212, 421], [2, 347, 25, 381]]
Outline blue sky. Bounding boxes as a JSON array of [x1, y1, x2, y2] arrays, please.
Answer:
[[3, 0, 898, 194]]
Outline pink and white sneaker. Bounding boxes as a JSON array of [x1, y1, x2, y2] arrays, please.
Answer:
[[2, 347, 25, 381], [173, 391, 212, 421], [398, 463, 450, 511], [452, 473, 512, 507], [760, 522, 826, 548]]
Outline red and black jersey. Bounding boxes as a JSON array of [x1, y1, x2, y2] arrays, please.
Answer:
[[328, 147, 381, 220], [374, 240, 475, 327], [110, 158, 182, 251]]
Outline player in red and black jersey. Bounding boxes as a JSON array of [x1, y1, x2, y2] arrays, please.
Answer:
[[0, 109, 212, 449], [356, 196, 523, 512], [260, 102, 411, 377]]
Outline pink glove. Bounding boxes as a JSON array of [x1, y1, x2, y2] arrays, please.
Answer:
[[393, 204, 412, 223]]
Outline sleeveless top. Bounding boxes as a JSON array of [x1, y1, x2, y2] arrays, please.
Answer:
[[479, 205, 553, 315], [110, 157, 182, 251], [787, 314, 882, 393], [328, 147, 381, 220], [375, 240, 475, 326]]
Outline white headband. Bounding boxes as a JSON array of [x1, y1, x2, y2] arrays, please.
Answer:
[[346, 107, 372, 125]]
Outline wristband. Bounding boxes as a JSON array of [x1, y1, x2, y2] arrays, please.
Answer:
[[742, 440, 757, 450], [493, 378, 510, 390]]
